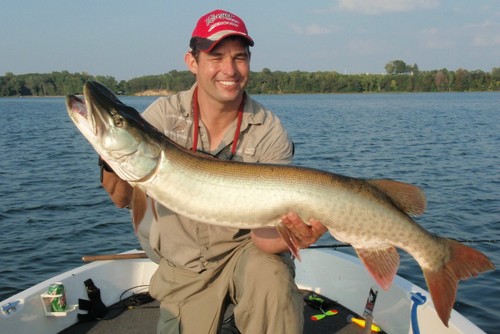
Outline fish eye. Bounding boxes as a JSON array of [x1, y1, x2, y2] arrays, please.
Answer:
[[113, 114, 124, 127], [109, 109, 124, 127]]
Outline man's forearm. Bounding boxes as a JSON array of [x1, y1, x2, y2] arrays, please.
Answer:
[[100, 161, 133, 208]]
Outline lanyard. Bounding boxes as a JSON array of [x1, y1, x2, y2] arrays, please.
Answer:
[[191, 87, 245, 157]]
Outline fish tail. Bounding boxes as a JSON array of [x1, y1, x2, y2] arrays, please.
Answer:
[[423, 238, 494, 327]]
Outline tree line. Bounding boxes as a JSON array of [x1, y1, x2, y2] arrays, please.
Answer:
[[1, 61, 499, 97]]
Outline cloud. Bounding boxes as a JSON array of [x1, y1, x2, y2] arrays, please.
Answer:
[[472, 35, 500, 47], [290, 23, 332, 36], [347, 39, 386, 55], [337, 0, 439, 15], [466, 20, 500, 47], [420, 20, 500, 51], [420, 27, 456, 49]]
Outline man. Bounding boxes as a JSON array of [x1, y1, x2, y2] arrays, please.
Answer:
[[101, 9, 326, 333]]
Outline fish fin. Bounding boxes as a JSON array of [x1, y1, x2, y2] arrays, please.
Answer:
[[423, 238, 494, 327], [354, 245, 400, 290], [368, 179, 426, 216], [275, 221, 301, 261], [131, 188, 148, 232]]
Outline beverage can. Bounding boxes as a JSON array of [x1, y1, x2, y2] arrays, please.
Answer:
[[47, 282, 67, 312]]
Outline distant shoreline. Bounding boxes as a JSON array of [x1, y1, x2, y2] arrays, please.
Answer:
[[2, 68, 499, 96], [133, 89, 174, 96], [3, 89, 500, 99], [1, 88, 175, 98]]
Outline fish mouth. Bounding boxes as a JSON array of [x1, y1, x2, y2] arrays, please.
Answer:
[[66, 82, 123, 139], [67, 95, 89, 118], [66, 94, 99, 138], [67, 95, 87, 118]]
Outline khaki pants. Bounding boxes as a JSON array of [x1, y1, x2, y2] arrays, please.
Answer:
[[150, 241, 304, 334]]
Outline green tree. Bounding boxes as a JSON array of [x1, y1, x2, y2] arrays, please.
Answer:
[[492, 67, 500, 81], [435, 70, 449, 92], [385, 60, 407, 74], [454, 69, 471, 91], [95, 75, 118, 91], [1, 66, 499, 96]]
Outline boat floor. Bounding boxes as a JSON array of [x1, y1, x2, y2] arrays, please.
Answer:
[[59, 290, 383, 334]]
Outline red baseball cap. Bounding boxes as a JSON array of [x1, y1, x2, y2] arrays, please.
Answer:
[[189, 9, 254, 52]]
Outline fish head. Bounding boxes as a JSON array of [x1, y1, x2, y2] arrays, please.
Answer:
[[66, 81, 162, 182]]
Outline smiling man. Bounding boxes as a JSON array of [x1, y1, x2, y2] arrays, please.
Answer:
[[101, 9, 326, 334]]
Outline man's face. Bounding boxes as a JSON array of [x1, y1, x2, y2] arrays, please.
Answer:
[[186, 38, 250, 105]]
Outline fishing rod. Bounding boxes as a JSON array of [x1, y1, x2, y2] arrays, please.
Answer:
[[82, 239, 497, 261], [308, 239, 499, 250]]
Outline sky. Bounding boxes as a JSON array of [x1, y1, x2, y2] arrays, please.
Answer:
[[1, 0, 499, 81]]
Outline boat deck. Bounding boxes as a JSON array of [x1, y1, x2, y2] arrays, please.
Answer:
[[59, 290, 380, 334], [59, 297, 158, 334]]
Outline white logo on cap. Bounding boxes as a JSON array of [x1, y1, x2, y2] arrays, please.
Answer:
[[205, 12, 234, 25], [205, 12, 240, 33]]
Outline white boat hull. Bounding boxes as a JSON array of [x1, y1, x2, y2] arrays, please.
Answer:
[[296, 248, 485, 334], [0, 248, 485, 334], [0, 250, 155, 334]]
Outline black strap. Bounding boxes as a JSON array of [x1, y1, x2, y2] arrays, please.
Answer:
[[77, 279, 109, 321], [98, 157, 113, 183]]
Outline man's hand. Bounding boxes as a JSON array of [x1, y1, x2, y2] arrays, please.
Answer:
[[251, 212, 327, 255], [280, 212, 327, 249]]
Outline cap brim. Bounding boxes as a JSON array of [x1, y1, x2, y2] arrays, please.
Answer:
[[190, 33, 254, 52]]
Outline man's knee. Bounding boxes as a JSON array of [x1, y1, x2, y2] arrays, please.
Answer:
[[240, 248, 296, 293], [232, 248, 303, 333]]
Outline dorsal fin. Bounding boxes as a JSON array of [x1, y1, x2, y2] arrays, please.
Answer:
[[368, 179, 426, 216]]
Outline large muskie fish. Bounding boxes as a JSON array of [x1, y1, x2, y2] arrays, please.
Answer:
[[66, 81, 493, 327]]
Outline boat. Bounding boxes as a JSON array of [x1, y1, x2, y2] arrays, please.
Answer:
[[0, 248, 486, 334]]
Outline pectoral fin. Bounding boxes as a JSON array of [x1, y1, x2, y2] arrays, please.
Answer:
[[276, 221, 301, 261], [131, 188, 148, 232], [149, 196, 159, 223]]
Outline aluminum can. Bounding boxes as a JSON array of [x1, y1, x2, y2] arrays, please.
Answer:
[[47, 282, 67, 312]]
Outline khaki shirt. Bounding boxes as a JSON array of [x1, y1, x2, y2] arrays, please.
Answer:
[[141, 85, 293, 272]]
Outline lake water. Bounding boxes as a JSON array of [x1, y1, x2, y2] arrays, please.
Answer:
[[0, 92, 498, 333]]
